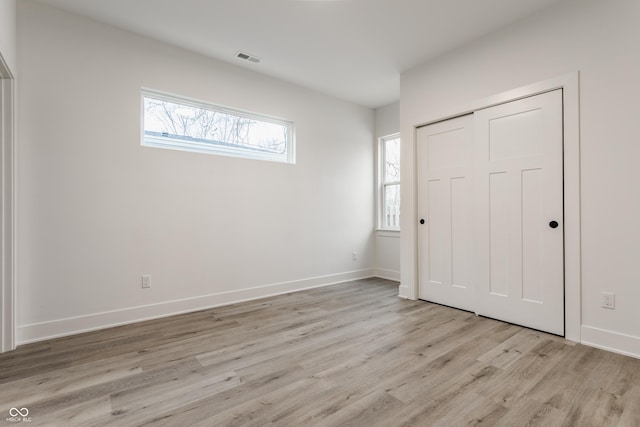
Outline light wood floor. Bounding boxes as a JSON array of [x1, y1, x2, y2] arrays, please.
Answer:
[[1, 278, 639, 426]]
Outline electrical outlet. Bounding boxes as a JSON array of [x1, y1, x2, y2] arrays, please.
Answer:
[[601, 292, 615, 309], [142, 275, 152, 289], [352, 251, 358, 262]]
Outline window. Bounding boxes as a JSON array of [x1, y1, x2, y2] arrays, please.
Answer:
[[379, 134, 400, 230], [142, 90, 295, 163]]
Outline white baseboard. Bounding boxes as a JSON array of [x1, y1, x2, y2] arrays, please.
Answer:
[[373, 268, 400, 282], [581, 325, 640, 359], [17, 269, 375, 345]]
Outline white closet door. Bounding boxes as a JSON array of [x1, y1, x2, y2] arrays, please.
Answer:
[[474, 90, 564, 335], [417, 114, 475, 312]]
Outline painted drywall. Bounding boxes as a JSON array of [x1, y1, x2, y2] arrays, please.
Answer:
[[0, 0, 16, 74], [401, 0, 640, 357], [375, 102, 399, 139], [374, 231, 400, 281], [0, 0, 16, 353], [16, 1, 375, 342], [374, 102, 400, 281]]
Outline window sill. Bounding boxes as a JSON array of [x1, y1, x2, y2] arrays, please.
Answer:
[[376, 229, 401, 237]]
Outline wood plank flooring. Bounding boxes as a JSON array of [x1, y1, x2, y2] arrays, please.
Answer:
[[1, 278, 639, 426]]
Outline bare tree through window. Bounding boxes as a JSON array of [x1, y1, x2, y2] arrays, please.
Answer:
[[142, 92, 293, 163], [381, 136, 400, 229]]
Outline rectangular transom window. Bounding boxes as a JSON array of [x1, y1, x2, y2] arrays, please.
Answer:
[[142, 90, 295, 163]]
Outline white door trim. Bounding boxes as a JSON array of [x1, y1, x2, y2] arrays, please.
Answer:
[[403, 72, 580, 342], [0, 53, 16, 353]]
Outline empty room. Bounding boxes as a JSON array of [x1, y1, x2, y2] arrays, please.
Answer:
[[1, 0, 640, 425]]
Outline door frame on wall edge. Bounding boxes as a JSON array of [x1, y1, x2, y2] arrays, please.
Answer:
[[0, 54, 16, 353], [401, 72, 581, 343]]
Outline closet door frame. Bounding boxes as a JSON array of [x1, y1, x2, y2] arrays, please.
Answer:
[[404, 72, 581, 342]]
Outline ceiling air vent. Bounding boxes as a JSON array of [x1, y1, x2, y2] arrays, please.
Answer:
[[236, 51, 261, 63]]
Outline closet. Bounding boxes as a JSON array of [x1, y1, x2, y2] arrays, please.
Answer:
[[417, 89, 564, 335]]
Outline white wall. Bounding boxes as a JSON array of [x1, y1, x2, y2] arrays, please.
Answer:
[[16, 1, 375, 342], [0, 0, 16, 75], [374, 102, 400, 281], [0, 0, 16, 353], [375, 102, 399, 139], [401, 0, 640, 357]]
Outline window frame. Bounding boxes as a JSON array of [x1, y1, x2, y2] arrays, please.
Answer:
[[378, 133, 401, 231], [141, 89, 295, 164]]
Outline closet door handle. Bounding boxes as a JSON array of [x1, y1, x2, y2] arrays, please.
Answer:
[[420, 219, 425, 225], [549, 220, 559, 229]]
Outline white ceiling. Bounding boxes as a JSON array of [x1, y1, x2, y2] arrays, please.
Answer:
[[33, 0, 566, 108]]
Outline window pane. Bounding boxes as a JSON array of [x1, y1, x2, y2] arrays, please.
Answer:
[[384, 184, 401, 229], [143, 94, 293, 162], [385, 137, 401, 182]]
